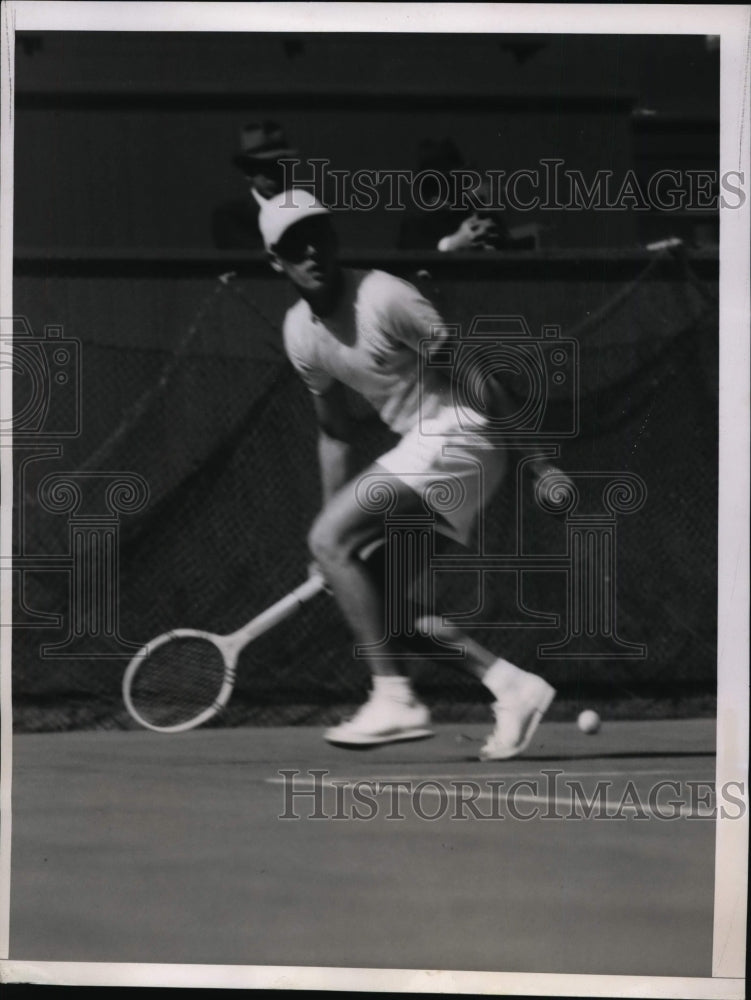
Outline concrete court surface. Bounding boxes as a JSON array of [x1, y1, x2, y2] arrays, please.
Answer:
[[8, 719, 717, 977]]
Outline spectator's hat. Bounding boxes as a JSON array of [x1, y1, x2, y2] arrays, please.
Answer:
[[258, 189, 330, 250], [233, 121, 298, 171]]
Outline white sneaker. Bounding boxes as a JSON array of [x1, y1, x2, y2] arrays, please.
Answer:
[[479, 673, 556, 761], [324, 694, 434, 747]]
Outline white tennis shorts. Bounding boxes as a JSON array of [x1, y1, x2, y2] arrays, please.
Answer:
[[375, 408, 506, 546]]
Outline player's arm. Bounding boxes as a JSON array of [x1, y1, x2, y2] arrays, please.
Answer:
[[312, 381, 356, 504], [283, 314, 355, 502], [387, 280, 562, 483], [386, 278, 515, 419], [446, 341, 566, 485], [448, 348, 517, 421], [387, 279, 540, 445]]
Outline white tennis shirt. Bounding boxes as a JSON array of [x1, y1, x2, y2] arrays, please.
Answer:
[[282, 268, 462, 436]]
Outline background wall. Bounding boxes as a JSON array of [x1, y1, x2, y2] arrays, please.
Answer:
[[14, 32, 719, 251]]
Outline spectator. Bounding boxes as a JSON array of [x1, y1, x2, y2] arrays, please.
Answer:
[[397, 138, 508, 252], [211, 121, 298, 249]]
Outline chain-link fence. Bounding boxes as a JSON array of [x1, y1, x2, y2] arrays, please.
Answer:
[[11, 250, 718, 730]]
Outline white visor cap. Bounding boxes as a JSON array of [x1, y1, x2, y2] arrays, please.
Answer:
[[258, 189, 331, 250]]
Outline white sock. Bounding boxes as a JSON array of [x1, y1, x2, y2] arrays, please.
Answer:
[[481, 658, 530, 700], [372, 674, 416, 704]]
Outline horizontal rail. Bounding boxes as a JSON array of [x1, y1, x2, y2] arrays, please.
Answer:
[[14, 246, 719, 280]]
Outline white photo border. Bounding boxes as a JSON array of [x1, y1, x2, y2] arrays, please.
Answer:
[[1, 3, 748, 997]]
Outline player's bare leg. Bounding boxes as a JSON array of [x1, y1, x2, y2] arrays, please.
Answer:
[[308, 464, 437, 746], [308, 465, 434, 677], [310, 463, 555, 755]]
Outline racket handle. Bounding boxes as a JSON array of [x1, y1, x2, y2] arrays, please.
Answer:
[[232, 573, 327, 645], [293, 572, 328, 603]]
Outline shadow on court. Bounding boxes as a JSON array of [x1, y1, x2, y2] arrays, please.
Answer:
[[10, 719, 716, 976]]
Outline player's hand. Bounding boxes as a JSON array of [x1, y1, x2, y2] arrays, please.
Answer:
[[308, 561, 333, 594], [529, 462, 575, 514]]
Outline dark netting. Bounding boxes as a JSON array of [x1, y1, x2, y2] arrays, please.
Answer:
[[12, 251, 718, 730]]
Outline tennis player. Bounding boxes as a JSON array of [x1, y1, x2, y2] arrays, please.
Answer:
[[260, 189, 558, 760]]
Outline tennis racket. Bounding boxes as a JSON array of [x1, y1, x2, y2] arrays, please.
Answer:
[[122, 573, 327, 733]]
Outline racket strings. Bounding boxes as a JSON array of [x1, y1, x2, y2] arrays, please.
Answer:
[[126, 636, 229, 730]]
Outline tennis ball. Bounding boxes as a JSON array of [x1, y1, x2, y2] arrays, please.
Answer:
[[577, 709, 601, 734]]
